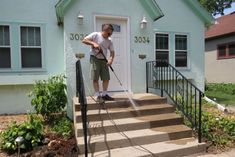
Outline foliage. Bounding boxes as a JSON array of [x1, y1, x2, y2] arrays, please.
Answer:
[[198, 0, 233, 16], [201, 106, 235, 147], [179, 100, 235, 148], [28, 74, 67, 119], [49, 115, 73, 139], [205, 83, 235, 105], [0, 114, 44, 152]]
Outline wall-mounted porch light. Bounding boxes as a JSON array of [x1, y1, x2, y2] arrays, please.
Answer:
[[77, 12, 84, 25], [140, 16, 147, 29]]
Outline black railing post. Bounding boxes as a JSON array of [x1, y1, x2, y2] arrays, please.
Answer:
[[146, 62, 149, 93], [76, 59, 88, 157], [198, 92, 203, 143]]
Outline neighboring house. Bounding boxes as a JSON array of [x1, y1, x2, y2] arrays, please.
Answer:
[[0, 0, 214, 116], [205, 12, 235, 83]]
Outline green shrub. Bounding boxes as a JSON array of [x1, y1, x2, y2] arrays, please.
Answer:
[[202, 110, 235, 147], [205, 83, 235, 95], [28, 74, 67, 119], [50, 115, 73, 139], [0, 114, 44, 152]]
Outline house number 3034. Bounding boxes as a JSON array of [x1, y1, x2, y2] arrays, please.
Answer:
[[70, 33, 88, 41], [134, 36, 150, 43]]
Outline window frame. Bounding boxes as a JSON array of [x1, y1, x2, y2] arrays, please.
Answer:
[[155, 33, 170, 63], [174, 34, 188, 68], [19, 25, 43, 69], [217, 42, 235, 60], [0, 24, 12, 69]]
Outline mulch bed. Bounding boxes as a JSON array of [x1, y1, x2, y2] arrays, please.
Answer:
[[0, 114, 79, 157]]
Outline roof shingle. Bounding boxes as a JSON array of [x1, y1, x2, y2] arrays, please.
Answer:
[[205, 11, 235, 40]]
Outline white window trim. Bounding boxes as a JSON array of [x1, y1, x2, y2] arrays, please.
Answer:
[[155, 32, 170, 63], [0, 24, 12, 70], [174, 33, 190, 70], [18, 24, 45, 71]]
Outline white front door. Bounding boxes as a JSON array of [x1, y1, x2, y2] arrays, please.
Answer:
[[96, 17, 129, 92]]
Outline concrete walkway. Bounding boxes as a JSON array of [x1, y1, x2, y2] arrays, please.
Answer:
[[186, 149, 235, 157]]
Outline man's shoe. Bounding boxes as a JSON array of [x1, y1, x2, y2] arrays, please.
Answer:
[[96, 96, 104, 103], [102, 94, 114, 101]]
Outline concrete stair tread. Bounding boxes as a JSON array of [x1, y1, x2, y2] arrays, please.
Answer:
[[81, 138, 205, 157], [76, 113, 181, 129], [73, 94, 166, 106], [75, 103, 174, 116], [77, 124, 191, 145]]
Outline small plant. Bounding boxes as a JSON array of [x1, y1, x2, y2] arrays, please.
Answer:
[[0, 114, 44, 152], [28, 74, 67, 119], [50, 115, 73, 139]]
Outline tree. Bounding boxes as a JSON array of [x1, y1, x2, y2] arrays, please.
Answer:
[[198, 0, 234, 16]]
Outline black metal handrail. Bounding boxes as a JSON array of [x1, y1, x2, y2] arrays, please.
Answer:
[[76, 60, 88, 157], [146, 61, 203, 143]]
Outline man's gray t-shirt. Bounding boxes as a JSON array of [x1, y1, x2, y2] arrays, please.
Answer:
[[85, 32, 114, 59]]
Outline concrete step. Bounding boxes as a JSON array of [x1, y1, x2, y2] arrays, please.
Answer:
[[75, 104, 175, 123], [78, 138, 206, 157], [77, 124, 192, 153], [76, 113, 183, 136], [74, 96, 167, 111]]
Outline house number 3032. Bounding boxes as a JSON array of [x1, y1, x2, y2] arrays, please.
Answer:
[[70, 33, 88, 41], [134, 36, 150, 43]]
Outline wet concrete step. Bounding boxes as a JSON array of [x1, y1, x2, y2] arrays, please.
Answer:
[[77, 124, 192, 153], [79, 138, 206, 157], [75, 104, 175, 122], [76, 113, 183, 137], [74, 96, 167, 111]]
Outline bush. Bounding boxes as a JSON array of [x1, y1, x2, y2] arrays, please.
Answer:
[[202, 110, 235, 147], [205, 83, 235, 95], [50, 115, 73, 139], [0, 114, 44, 152], [28, 75, 67, 119]]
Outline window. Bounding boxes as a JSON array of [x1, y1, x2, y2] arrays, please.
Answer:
[[155, 34, 169, 63], [20, 26, 42, 68], [217, 42, 235, 59], [175, 35, 187, 67], [0, 25, 11, 68]]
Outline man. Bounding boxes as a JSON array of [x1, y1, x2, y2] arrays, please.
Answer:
[[82, 24, 115, 102]]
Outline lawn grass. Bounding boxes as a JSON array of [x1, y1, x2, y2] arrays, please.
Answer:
[[205, 83, 235, 106]]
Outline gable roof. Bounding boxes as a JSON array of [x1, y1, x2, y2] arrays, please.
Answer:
[[55, 0, 214, 26], [205, 12, 235, 40], [183, 0, 215, 27], [55, 0, 164, 25]]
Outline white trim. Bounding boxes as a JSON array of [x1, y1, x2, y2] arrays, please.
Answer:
[[93, 14, 132, 93], [0, 24, 12, 69], [18, 25, 44, 70], [173, 33, 190, 70]]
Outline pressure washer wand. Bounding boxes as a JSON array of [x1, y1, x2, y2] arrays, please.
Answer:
[[98, 49, 123, 86]]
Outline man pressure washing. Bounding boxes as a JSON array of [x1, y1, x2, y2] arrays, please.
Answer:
[[82, 24, 115, 102]]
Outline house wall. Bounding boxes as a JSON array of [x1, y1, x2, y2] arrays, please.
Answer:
[[63, 0, 207, 118], [205, 35, 235, 83], [0, 0, 64, 114], [155, 0, 206, 91]]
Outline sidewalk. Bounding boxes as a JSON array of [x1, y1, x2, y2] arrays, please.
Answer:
[[186, 149, 235, 157]]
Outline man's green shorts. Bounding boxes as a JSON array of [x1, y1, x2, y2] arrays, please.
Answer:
[[90, 55, 110, 81]]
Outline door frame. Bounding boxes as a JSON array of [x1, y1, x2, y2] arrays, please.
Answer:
[[93, 14, 132, 93]]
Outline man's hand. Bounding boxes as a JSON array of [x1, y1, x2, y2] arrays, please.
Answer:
[[107, 58, 113, 66], [92, 43, 100, 49]]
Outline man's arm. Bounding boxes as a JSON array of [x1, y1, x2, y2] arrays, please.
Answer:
[[82, 38, 100, 49], [107, 50, 115, 65]]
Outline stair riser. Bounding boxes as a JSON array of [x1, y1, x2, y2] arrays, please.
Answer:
[[77, 118, 183, 137], [75, 98, 167, 111], [78, 130, 192, 153], [141, 144, 206, 157], [76, 107, 175, 123]]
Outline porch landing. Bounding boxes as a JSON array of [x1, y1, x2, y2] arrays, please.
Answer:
[[73, 93, 206, 157]]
